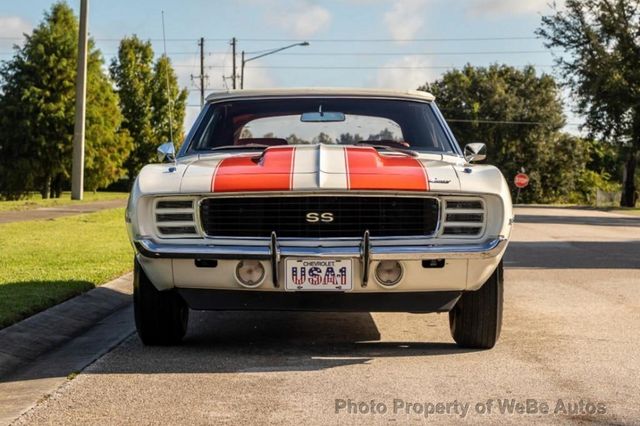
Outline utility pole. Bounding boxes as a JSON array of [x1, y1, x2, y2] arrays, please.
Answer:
[[231, 37, 237, 89], [198, 37, 205, 107], [191, 37, 208, 108], [71, 0, 88, 200], [240, 51, 245, 89]]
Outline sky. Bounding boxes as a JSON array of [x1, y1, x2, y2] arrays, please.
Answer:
[[0, 0, 579, 132]]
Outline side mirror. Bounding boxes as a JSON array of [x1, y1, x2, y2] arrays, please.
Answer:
[[464, 143, 487, 163], [157, 142, 176, 163]]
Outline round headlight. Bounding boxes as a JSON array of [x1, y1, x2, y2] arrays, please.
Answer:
[[375, 261, 403, 287], [235, 260, 265, 288]]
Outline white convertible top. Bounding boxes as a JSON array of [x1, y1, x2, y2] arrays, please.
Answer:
[[205, 87, 435, 103]]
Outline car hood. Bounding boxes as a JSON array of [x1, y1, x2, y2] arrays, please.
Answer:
[[178, 144, 461, 193]]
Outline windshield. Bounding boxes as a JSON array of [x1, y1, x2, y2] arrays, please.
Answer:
[[186, 98, 457, 154]]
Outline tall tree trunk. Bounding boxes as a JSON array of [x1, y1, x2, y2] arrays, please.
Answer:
[[620, 148, 638, 207], [51, 174, 63, 198], [41, 175, 51, 199]]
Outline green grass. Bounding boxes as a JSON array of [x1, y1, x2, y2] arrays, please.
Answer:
[[0, 208, 132, 328], [0, 191, 129, 212]]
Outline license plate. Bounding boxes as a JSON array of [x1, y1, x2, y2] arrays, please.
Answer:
[[284, 259, 353, 291]]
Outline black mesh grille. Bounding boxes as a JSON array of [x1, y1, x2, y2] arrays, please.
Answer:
[[443, 226, 482, 235], [200, 196, 439, 238], [156, 213, 194, 222], [158, 226, 197, 235], [445, 213, 483, 222], [157, 200, 193, 209]]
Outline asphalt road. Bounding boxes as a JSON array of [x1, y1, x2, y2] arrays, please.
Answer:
[[12, 207, 640, 425]]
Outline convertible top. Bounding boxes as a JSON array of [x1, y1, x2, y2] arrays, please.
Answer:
[[205, 87, 436, 103]]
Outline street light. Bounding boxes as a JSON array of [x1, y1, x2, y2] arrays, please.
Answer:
[[240, 41, 309, 89]]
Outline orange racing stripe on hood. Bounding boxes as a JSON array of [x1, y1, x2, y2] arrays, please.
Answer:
[[211, 146, 296, 192], [345, 146, 430, 191]]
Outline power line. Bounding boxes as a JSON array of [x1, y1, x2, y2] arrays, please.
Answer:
[[233, 36, 539, 42], [0, 36, 230, 42], [1, 49, 554, 57], [194, 64, 554, 70], [1, 35, 538, 42], [231, 50, 553, 57], [446, 118, 547, 125], [445, 118, 582, 126], [92, 37, 228, 42]]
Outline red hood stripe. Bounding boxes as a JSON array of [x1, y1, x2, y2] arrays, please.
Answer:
[[210, 145, 429, 192], [345, 147, 429, 191], [211, 146, 296, 192]]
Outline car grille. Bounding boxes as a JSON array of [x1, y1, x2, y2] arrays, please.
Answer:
[[200, 196, 440, 238], [441, 198, 485, 237], [154, 198, 199, 238]]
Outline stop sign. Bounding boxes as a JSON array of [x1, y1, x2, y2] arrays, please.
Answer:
[[514, 173, 529, 188]]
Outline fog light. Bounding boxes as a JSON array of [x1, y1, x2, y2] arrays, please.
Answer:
[[235, 260, 265, 288], [375, 261, 403, 287]]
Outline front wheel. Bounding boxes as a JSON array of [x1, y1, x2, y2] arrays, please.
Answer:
[[449, 260, 503, 349], [133, 258, 188, 345]]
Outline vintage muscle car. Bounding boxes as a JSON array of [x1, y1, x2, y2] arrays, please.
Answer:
[[126, 88, 513, 348]]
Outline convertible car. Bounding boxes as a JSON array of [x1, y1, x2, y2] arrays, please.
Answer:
[[126, 88, 513, 348]]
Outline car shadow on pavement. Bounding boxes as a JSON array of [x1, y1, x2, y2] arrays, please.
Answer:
[[87, 311, 477, 375], [515, 214, 640, 227], [506, 241, 640, 269]]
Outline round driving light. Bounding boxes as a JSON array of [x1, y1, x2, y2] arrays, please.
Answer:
[[375, 261, 403, 287], [235, 260, 265, 288]]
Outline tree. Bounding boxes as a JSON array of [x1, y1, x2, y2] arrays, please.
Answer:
[[312, 132, 334, 144], [0, 2, 130, 199], [368, 128, 397, 141], [110, 36, 155, 186], [84, 54, 133, 191], [420, 64, 589, 202], [337, 133, 363, 144], [286, 134, 309, 144], [151, 55, 188, 149], [111, 39, 188, 186], [537, 0, 640, 207]]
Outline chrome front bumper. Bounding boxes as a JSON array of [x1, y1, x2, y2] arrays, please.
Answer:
[[134, 236, 507, 261], [134, 233, 508, 288]]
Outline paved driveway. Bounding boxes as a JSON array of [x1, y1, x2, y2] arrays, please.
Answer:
[[12, 207, 640, 425]]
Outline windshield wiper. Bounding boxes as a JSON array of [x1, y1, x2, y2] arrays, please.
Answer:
[[207, 144, 269, 151], [355, 142, 419, 157]]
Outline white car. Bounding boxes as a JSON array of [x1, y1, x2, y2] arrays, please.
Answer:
[[126, 88, 513, 348]]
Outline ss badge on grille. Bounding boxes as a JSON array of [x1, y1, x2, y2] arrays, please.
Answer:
[[306, 212, 334, 223]]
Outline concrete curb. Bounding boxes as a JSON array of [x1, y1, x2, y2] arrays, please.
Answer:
[[0, 273, 133, 379]]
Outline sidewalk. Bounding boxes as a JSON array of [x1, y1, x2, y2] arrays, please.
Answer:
[[0, 199, 127, 224], [0, 274, 134, 425]]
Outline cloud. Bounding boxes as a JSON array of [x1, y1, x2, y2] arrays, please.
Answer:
[[371, 56, 439, 91], [383, 0, 429, 42], [0, 16, 31, 49], [266, 1, 331, 38], [466, 0, 562, 16]]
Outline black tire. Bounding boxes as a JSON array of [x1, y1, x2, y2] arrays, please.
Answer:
[[133, 258, 188, 345], [449, 260, 503, 349]]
